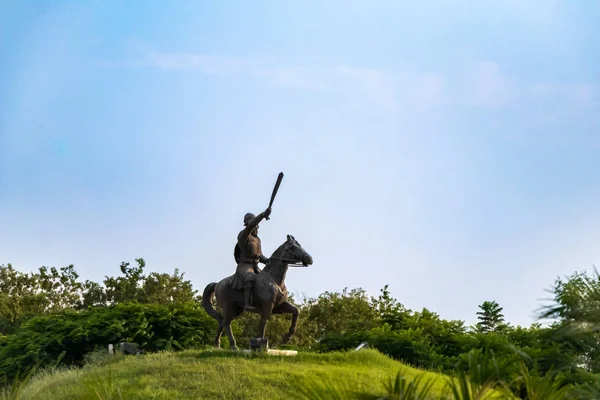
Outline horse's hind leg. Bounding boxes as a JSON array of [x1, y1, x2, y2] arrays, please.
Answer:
[[214, 324, 224, 348], [222, 305, 243, 350], [272, 301, 299, 344]]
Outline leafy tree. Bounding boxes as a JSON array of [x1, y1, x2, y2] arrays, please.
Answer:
[[539, 268, 600, 374], [371, 284, 409, 329], [79, 280, 107, 309], [101, 258, 198, 306], [304, 288, 380, 339], [37, 265, 84, 311], [541, 268, 600, 323], [404, 308, 467, 360], [103, 259, 147, 304], [476, 300, 507, 333], [1, 259, 200, 334], [137, 269, 197, 304], [0, 263, 84, 333]]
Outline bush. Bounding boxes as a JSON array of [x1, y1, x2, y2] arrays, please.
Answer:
[[0, 301, 217, 381], [317, 327, 441, 370]]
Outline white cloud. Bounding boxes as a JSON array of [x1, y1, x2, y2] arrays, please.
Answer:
[[465, 61, 514, 109], [336, 65, 397, 109], [528, 82, 596, 105], [128, 47, 408, 108], [409, 73, 445, 113], [560, 84, 595, 109], [525, 82, 598, 125], [131, 48, 327, 91], [253, 66, 326, 90], [120, 46, 597, 118], [138, 51, 246, 76]]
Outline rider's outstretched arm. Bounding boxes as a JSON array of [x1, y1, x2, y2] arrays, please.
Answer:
[[245, 212, 265, 230], [239, 207, 272, 241]]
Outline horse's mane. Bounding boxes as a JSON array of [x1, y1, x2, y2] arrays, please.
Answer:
[[261, 241, 286, 274]]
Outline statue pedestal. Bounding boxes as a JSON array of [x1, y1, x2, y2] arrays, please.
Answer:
[[245, 338, 297, 356], [265, 349, 298, 356], [250, 338, 269, 352], [242, 348, 298, 356]]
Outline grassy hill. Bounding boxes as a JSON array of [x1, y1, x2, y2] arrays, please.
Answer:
[[4, 349, 486, 400]]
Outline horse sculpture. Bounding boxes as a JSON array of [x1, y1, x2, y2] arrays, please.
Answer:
[[202, 234, 313, 349]]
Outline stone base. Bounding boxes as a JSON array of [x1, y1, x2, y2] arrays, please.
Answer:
[[265, 349, 298, 356], [250, 338, 269, 352], [242, 349, 298, 356], [245, 338, 297, 356]]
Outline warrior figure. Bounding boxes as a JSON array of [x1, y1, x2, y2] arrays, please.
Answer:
[[231, 207, 272, 311]]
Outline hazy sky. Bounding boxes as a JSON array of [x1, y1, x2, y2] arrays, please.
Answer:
[[1, 1, 599, 327]]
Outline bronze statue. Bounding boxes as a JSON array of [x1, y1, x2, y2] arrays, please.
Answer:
[[202, 172, 314, 348], [231, 208, 272, 311], [202, 234, 313, 349]]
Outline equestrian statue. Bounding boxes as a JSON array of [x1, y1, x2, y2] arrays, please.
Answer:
[[202, 173, 313, 349]]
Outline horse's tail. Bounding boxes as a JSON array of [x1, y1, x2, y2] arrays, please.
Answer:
[[202, 282, 223, 324]]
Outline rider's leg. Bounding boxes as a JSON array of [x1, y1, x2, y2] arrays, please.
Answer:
[[244, 284, 257, 311]]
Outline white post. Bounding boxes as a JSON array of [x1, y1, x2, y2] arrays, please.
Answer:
[[108, 344, 114, 355]]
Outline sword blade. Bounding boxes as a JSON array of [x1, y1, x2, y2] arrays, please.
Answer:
[[268, 172, 284, 209]]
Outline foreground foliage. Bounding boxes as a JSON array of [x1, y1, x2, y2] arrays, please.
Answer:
[[8, 350, 451, 400], [7, 349, 600, 400]]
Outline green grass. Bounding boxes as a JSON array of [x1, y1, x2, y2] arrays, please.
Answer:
[[9, 349, 466, 400]]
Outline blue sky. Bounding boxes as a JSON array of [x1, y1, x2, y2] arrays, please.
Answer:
[[1, 0, 599, 327]]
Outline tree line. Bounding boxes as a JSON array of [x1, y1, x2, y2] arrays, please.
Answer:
[[1, 259, 600, 396]]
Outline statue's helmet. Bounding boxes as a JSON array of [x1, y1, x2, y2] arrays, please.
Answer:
[[244, 213, 256, 226]]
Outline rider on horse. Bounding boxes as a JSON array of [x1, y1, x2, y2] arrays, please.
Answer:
[[231, 206, 272, 311]]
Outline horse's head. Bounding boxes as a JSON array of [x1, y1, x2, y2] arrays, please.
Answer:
[[281, 234, 313, 267]]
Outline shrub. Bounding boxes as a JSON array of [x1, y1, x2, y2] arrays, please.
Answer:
[[0, 301, 217, 381]]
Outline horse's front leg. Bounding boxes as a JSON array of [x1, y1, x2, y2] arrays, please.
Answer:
[[272, 301, 299, 344]]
